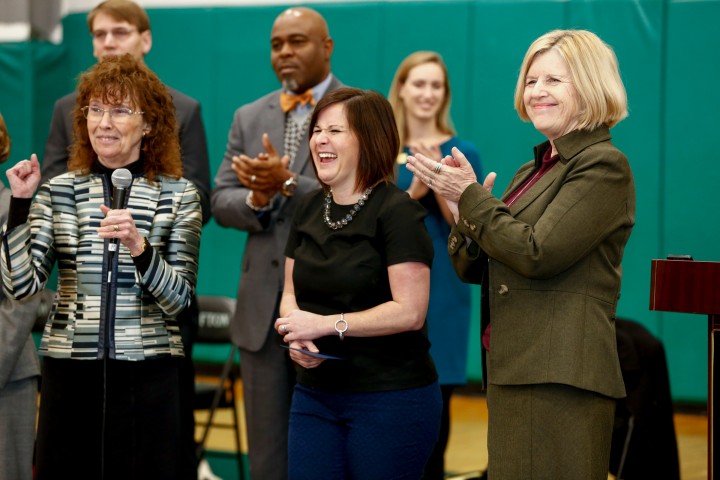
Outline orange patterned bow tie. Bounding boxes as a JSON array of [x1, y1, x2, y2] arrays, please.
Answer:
[[279, 89, 315, 113]]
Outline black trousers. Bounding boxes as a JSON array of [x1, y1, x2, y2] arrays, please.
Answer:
[[35, 356, 186, 480]]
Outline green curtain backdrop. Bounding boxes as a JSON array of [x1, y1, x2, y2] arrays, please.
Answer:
[[0, 0, 717, 403]]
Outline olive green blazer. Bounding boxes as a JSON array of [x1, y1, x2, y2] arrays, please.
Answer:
[[449, 127, 634, 398]]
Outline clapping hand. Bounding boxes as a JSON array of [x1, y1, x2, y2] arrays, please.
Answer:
[[406, 142, 441, 200], [231, 133, 290, 195], [407, 147, 496, 223]]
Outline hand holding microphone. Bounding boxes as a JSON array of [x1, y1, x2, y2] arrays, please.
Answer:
[[98, 168, 146, 256], [110, 168, 132, 211]]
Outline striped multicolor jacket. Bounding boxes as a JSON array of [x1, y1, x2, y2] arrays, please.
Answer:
[[0, 171, 202, 361]]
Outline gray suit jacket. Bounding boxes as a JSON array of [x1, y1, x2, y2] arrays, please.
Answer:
[[212, 76, 344, 351], [449, 127, 633, 399], [42, 87, 212, 224], [0, 185, 40, 388]]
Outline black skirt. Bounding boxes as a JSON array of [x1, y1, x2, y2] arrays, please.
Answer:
[[35, 356, 190, 480]]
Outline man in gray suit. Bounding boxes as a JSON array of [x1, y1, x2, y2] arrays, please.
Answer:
[[41, 2, 210, 479], [212, 7, 343, 480]]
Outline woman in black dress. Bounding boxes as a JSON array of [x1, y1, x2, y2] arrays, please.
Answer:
[[275, 88, 442, 480]]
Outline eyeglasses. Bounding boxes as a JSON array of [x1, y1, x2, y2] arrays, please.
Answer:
[[91, 28, 137, 41], [81, 105, 144, 122]]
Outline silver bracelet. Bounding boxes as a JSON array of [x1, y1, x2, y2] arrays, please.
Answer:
[[335, 313, 348, 340]]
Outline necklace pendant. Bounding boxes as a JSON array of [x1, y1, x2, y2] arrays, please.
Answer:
[[323, 186, 373, 230]]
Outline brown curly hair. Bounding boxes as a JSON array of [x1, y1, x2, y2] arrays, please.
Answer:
[[68, 54, 182, 181]]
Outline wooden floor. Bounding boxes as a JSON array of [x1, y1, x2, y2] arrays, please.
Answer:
[[195, 380, 708, 479]]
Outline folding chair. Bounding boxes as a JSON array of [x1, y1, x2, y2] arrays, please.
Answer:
[[193, 295, 244, 479]]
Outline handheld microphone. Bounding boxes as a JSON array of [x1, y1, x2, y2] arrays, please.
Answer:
[[109, 168, 132, 252], [111, 168, 132, 209]]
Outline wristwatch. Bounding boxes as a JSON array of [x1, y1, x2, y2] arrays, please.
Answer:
[[281, 175, 297, 197]]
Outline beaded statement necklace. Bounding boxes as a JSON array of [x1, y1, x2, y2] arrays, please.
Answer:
[[323, 187, 373, 230]]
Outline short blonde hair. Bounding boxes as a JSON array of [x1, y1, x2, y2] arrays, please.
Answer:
[[388, 51, 455, 149], [0, 112, 10, 164], [514, 29, 628, 129]]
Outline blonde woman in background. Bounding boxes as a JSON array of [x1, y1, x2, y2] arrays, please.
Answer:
[[389, 51, 483, 479]]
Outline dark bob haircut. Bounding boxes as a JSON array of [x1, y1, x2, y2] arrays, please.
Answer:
[[308, 88, 399, 192]]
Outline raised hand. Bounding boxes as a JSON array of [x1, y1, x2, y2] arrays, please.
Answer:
[[6, 154, 41, 199], [231, 133, 291, 196], [406, 147, 478, 203], [405, 142, 441, 200]]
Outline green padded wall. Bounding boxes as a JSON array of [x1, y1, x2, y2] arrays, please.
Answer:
[[0, 0, 718, 402], [660, 0, 720, 402]]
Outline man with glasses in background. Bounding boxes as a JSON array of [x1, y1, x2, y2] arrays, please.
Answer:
[[41, 1, 211, 479]]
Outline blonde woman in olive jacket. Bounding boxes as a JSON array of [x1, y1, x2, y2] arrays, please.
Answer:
[[407, 30, 635, 480]]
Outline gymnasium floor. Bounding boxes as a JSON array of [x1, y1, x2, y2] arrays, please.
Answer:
[[195, 381, 708, 479]]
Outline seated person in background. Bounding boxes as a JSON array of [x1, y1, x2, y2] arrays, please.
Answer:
[[2, 54, 202, 480]]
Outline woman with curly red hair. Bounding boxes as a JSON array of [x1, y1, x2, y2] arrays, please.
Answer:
[[2, 54, 202, 480]]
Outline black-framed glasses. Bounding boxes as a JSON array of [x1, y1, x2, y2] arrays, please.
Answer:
[[91, 28, 137, 41], [81, 105, 144, 122]]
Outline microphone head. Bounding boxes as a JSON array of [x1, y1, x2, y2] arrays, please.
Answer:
[[111, 168, 133, 188]]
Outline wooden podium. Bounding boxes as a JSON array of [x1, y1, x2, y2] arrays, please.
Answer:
[[650, 259, 720, 479]]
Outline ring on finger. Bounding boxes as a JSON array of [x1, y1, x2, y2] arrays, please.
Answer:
[[113, 224, 119, 232], [251, 174, 257, 184], [280, 324, 287, 333], [433, 162, 442, 174]]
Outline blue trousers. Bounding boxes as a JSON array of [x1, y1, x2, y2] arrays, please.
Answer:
[[288, 382, 442, 480]]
